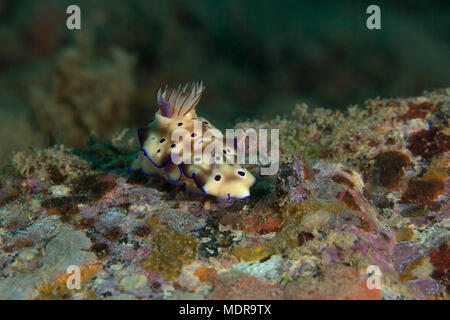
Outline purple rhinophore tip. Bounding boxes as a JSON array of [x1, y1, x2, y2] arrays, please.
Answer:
[[159, 97, 171, 118]]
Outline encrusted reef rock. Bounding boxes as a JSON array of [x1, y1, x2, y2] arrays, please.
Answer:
[[30, 46, 136, 147], [0, 89, 448, 300]]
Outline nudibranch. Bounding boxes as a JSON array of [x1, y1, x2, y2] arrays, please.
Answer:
[[131, 81, 256, 201]]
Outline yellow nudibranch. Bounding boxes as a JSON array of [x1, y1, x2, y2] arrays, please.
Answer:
[[131, 81, 256, 201]]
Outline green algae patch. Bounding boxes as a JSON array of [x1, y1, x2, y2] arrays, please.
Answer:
[[395, 227, 414, 242], [269, 198, 336, 253], [144, 227, 198, 281], [401, 205, 430, 218], [304, 143, 324, 160]]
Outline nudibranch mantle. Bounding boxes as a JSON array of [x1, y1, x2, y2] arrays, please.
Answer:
[[131, 81, 256, 200]]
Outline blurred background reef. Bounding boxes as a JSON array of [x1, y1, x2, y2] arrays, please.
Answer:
[[0, 0, 448, 166]]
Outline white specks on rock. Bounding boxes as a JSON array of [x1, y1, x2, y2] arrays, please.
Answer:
[[49, 185, 72, 197]]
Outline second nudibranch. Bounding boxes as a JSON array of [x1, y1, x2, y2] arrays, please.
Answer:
[[131, 81, 256, 201]]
